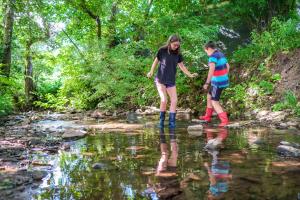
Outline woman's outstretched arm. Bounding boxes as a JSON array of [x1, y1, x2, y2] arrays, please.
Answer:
[[178, 62, 198, 78]]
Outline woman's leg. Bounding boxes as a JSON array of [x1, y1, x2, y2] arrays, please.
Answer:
[[166, 86, 177, 128], [156, 81, 168, 128], [156, 82, 168, 111], [166, 86, 177, 113]]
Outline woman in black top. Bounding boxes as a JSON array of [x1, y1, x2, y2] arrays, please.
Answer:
[[147, 35, 197, 129]]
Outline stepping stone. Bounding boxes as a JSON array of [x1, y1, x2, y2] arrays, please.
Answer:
[[187, 124, 203, 131]]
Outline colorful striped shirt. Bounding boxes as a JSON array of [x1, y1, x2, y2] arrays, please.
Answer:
[[208, 50, 229, 88]]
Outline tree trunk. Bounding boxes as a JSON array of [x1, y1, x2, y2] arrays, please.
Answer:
[[95, 16, 101, 40], [108, 2, 118, 48], [25, 42, 34, 107], [79, 0, 101, 40], [1, 0, 15, 77], [135, 0, 153, 41]]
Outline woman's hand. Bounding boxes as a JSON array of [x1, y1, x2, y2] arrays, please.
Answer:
[[189, 73, 198, 78], [147, 71, 153, 78]]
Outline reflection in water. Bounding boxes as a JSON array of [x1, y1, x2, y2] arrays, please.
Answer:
[[144, 128, 182, 199], [33, 121, 300, 200], [204, 128, 232, 200]]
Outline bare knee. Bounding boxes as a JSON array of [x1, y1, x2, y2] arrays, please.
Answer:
[[170, 97, 177, 105], [211, 100, 219, 106], [160, 96, 168, 105]]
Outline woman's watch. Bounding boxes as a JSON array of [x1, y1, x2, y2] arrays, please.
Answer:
[[205, 82, 210, 85]]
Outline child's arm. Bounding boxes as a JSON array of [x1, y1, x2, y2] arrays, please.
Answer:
[[203, 62, 215, 90], [147, 57, 159, 78], [178, 62, 198, 78], [226, 63, 230, 73]]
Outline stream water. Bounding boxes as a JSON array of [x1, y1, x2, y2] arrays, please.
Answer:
[[31, 119, 300, 200]]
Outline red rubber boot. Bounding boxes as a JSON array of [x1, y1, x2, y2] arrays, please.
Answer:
[[199, 107, 214, 122], [218, 112, 229, 127]]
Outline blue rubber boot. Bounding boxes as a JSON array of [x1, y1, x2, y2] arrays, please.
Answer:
[[169, 112, 176, 129], [159, 128, 166, 143], [158, 111, 166, 128]]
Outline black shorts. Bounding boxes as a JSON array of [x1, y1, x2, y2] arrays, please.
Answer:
[[209, 86, 223, 101]]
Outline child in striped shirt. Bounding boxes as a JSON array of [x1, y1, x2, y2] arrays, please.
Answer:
[[199, 41, 230, 127]]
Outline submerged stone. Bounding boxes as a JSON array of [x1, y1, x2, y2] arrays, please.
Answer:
[[187, 124, 203, 131], [62, 129, 87, 139], [277, 145, 300, 158]]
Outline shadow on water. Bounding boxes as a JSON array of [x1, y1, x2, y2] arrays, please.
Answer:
[[33, 120, 300, 200]]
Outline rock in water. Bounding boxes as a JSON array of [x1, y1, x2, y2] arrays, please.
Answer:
[[62, 129, 87, 139], [31, 170, 48, 181], [280, 141, 300, 148], [187, 124, 203, 131], [92, 163, 106, 170], [204, 138, 222, 150], [126, 112, 138, 123], [277, 145, 300, 158]]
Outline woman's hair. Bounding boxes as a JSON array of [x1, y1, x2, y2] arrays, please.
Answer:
[[160, 34, 181, 55], [204, 41, 217, 49]]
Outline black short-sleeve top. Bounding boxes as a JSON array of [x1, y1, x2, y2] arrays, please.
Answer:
[[156, 47, 183, 85]]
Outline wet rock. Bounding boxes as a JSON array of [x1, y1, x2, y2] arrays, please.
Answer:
[[191, 119, 207, 123], [45, 146, 59, 153], [62, 129, 87, 140], [15, 175, 31, 186], [90, 110, 104, 119], [226, 122, 242, 129], [136, 106, 160, 115], [279, 141, 300, 149], [177, 109, 191, 120], [21, 118, 31, 126], [31, 161, 52, 167], [277, 145, 300, 158], [31, 170, 47, 181], [256, 110, 288, 123], [187, 125, 203, 131], [278, 122, 288, 129], [126, 112, 138, 123], [60, 143, 71, 150], [92, 163, 107, 170], [204, 138, 222, 150], [88, 123, 144, 133]]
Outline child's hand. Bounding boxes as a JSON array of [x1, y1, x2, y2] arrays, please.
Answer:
[[204, 162, 209, 168], [203, 83, 209, 90], [147, 71, 153, 78]]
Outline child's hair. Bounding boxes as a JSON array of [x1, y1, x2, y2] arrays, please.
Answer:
[[204, 41, 217, 49], [161, 34, 181, 55]]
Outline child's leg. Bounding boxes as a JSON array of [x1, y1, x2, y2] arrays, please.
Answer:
[[207, 93, 213, 108], [199, 92, 214, 121], [210, 87, 229, 126], [211, 100, 224, 114], [156, 82, 168, 111], [166, 86, 177, 113]]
